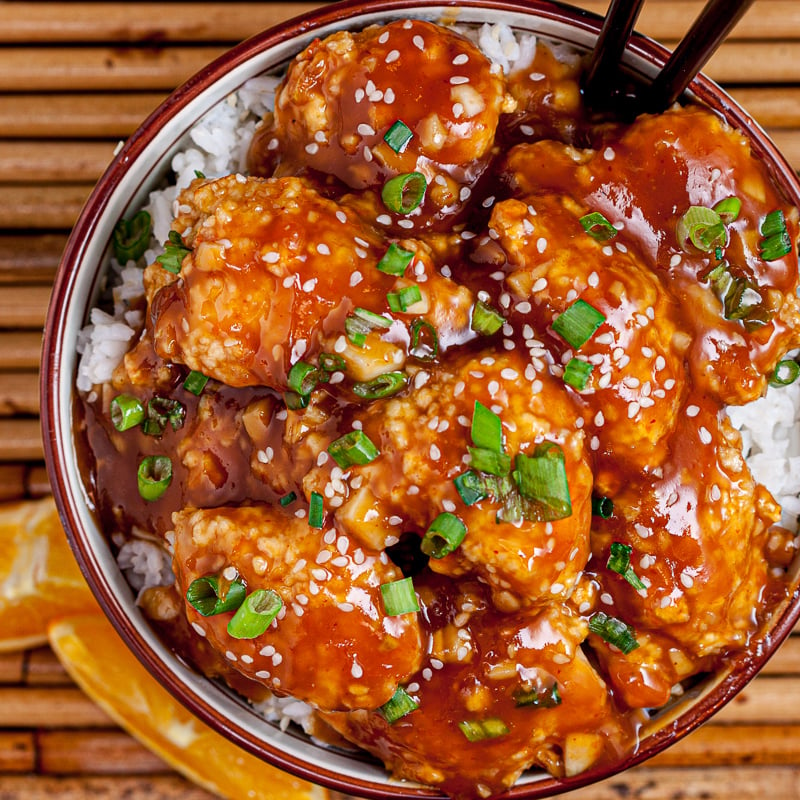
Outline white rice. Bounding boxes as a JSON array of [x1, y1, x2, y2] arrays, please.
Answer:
[[76, 20, 800, 736]]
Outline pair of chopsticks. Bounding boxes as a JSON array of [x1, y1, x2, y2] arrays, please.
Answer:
[[583, 0, 756, 114]]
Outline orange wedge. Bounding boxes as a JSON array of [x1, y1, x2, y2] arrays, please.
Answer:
[[48, 612, 330, 800], [0, 496, 97, 652]]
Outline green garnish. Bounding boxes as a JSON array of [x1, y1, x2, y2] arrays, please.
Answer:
[[345, 307, 393, 347], [579, 211, 617, 242], [387, 285, 422, 312], [713, 196, 742, 224], [376, 243, 415, 276], [588, 611, 640, 654], [308, 491, 324, 529], [562, 357, 594, 390], [227, 589, 283, 639], [287, 360, 324, 397], [381, 172, 427, 214], [591, 495, 613, 519], [769, 359, 800, 387], [156, 230, 191, 274], [279, 491, 297, 507], [112, 209, 152, 263], [512, 442, 572, 522], [110, 394, 145, 431], [137, 455, 172, 501], [607, 542, 646, 590], [513, 682, 561, 708], [384, 120, 414, 153], [186, 575, 246, 617], [409, 319, 439, 361], [182, 370, 209, 396], [327, 430, 380, 468], [142, 396, 185, 437], [421, 512, 467, 559], [380, 576, 419, 616], [453, 470, 487, 506], [551, 299, 605, 350], [352, 371, 407, 399], [380, 686, 419, 723], [471, 300, 506, 336], [759, 209, 792, 261], [471, 401, 503, 453], [318, 352, 346, 372], [677, 206, 728, 252], [458, 718, 509, 742]]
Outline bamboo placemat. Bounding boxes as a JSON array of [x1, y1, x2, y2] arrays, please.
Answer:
[[1, 2, 799, 798]]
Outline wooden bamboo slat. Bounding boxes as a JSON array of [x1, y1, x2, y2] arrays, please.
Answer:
[[0, 372, 40, 417], [0, 733, 35, 775], [0, 184, 93, 230], [0, 235, 66, 285], [0, 419, 43, 462], [2, 2, 800, 44], [0, 141, 118, 185], [0, 286, 51, 330], [0, 775, 215, 800], [0, 688, 112, 729], [0, 333, 43, 371]]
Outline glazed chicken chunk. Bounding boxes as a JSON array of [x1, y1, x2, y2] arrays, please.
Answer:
[[145, 174, 474, 389], [171, 504, 423, 711], [249, 19, 516, 229]]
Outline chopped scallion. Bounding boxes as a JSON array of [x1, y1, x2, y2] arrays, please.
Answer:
[[562, 357, 594, 390], [513, 682, 561, 709], [110, 394, 145, 431], [137, 455, 172, 501], [513, 442, 572, 522], [591, 495, 613, 519], [376, 243, 415, 276], [471, 300, 506, 335], [384, 120, 413, 153], [759, 209, 791, 261], [284, 391, 309, 410], [588, 611, 640, 654], [156, 230, 191, 274], [713, 196, 742, 224], [279, 491, 297, 507], [142, 396, 186, 436], [182, 370, 209, 396], [345, 307, 393, 347], [409, 318, 438, 361], [227, 589, 283, 639], [186, 574, 246, 617], [468, 447, 511, 477], [380, 576, 419, 616], [607, 542, 646, 590], [318, 352, 346, 372], [308, 491, 324, 529], [327, 430, 380, 468], [579, 211, 617, 242], [453, 470, 487, 506], [112, 209, 152, 263], [352, 371, 407, 399], [287, 360, 323, 396], [770, 359, 800, 387], [677, 206, 727, 253], [387, 284, 422, 312], [471, 401, 503, 452], [551, 299, 605, 350], [381, 172, 427, 214], [421, 512, 467, 559], [380, 686, 419, 723], [458, 718, 509, 742]]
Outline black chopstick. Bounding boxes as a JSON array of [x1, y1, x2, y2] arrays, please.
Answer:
[[582, 0, 645, 110], [645, 0, 756, 112]]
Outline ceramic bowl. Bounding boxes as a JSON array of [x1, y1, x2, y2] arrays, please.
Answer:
[[41, 1, 800, 797]]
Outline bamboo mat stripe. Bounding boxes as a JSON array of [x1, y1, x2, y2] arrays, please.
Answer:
[[1, 2, 799, 799]]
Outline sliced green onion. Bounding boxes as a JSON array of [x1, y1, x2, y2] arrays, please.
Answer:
[[421, 512, 467, 559], [387, 284, 422, 312], [380, 576, 419, 616], [380, 685, 419, 723], [551, 299, 605, 350], [409, 319, 439, 361], [376, 243, 415, 276], [327, 430, 380, 468], [381, 172, 427, 214], [770, 359, 800, 387], [142, 396, 186, 436], [607, 542, 646, 590], [471, 401, 503, 452], [318, 352, 346, 372], [345, 307, 393, 347], [513, 682, 561, 709], [287, 360, 323, 396], [471, 300, 506, 336], [194, 169, 206, 179], [308, 491, 324, 529], [562, 358, 594, 390], [284, 391, 309, 410], [156, 230, 191, 274], [458, 718, 509, 742], [588, 612, 640, 654], [706, 263, 772, 331], [579, 211, 617, 242], [591, 495, 613, 519], [384, 120, 413, 153], [513, 442, 572, 522], [453, 470, 487, 506], [759, 209, 791, 260], [182, 370, 209, 396], [186, 575, 246, 617], [352, 371, 407, 399], [137, 455, 172, 501], [713, 196, 742, 224], [112, 209, 152, 263], [279, 491, 297, 507], [227, 589, 283, 639], [110, 394, 145, 431], [677, 206, 728, 252], [468, 447, 511, 477]]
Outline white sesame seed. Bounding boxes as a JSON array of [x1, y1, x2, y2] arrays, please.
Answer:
[[413, 35, 425, 50], [338, 602, 355, 612], [452, 53, 469, 65], [430, 444, 441, 461], [515, 301, 532, 314], [686, 404, 700, 417], [594, 411, 605, 426], [191, 622, 207, 637], [351, 662, 364, 678], [385, 49, 400, 63], [301, 278, 317, 293], [600, 592, 613, 605], [272, 653, 283, 666], [255, 670, 270, 679], [397, 219, 414, 229], [443, 499, 456, 512], [680, 572, 694, 589], [699, 426, 712, 444], [357, 123, 375, 136], [305, 142, 319, 155], [500, 368, 518, 380], [376, 213, 392, 225], [488, 380, 500, 396], [627, 401, 640, 418], [634, 523, 651, 538], [378, 31, 390, 44], [384, 88, 395, 104], [450, 75, 469, 85], [710, 484, 721, 502], [355, 87, 365, 103], [590, 436, 600, 451], [531, 277, 548, 293], [225, 650, 237, 662], [603, 147, 615, 161], [536, 237, 547, 253], [316, 550, 332, 564]]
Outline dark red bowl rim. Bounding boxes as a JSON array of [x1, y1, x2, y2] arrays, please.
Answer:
[[41, 1, 800, 798]]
